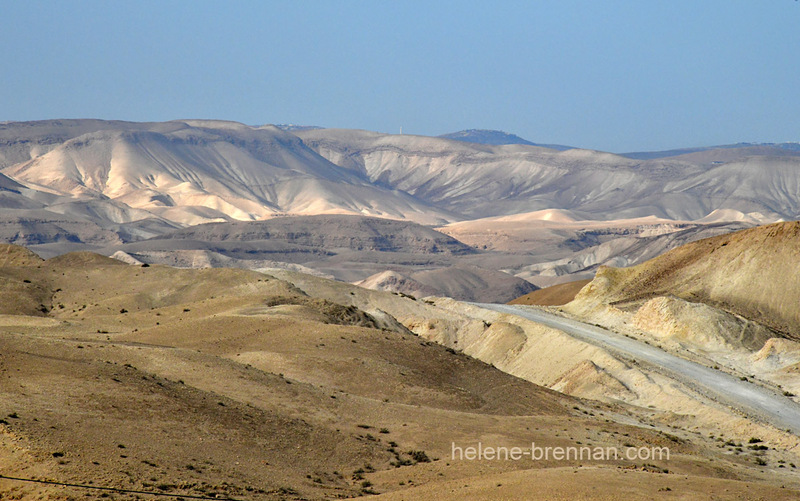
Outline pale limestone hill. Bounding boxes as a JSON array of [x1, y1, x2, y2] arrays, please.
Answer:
[[550, 359, 637, 401], [356, 265, 537, 303], [408, 266, 537, 303], [1, 120, 799, 244], [752, 338, 800, 370], [1, 121, 454, 226], [354, 270, 439, 299], [297, 128, 800, 221], [630, 296, 774, 352]]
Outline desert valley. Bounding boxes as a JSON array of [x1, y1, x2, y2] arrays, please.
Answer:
[[2, 119, 800, 500]]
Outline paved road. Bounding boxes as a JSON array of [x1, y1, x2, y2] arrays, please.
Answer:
[[474, 303, 800, 435]]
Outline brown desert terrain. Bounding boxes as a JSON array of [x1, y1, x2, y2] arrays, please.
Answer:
[[1, 243, 799, 499], [508, 279, 592, 306]]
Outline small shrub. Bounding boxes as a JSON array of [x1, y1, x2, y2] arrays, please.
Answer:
[[408, 450, 431, 463]]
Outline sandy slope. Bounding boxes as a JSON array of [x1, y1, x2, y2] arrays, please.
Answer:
[[1, 245, 799, 499], [568, 221, 800, 338], [509, 279, 591, 306], [551, 221, 800, 437], [482, 304, 800, 436], [270, 269, 800, 450]]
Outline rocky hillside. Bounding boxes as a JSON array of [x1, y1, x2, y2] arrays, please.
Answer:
[[357, 265, 538, 303], [3, 244, 783, 500], [154, 214, 476, 254], [569, 221, 800, 339]]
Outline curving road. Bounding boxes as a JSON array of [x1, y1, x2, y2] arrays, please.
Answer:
[[474, 303, 800, 436]]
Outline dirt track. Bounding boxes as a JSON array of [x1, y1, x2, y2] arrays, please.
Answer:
[[476, 303, 800, 435]]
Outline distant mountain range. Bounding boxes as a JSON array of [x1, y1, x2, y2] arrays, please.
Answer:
[[2, 118, 799, 241], [2, 119, 797, 224], [1, 118, 799, 298], [437, 129, 573, 150], [620, 142, 800, 160]]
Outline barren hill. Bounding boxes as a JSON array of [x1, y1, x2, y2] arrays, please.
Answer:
[[355, 270, 440, 298], [113, 216, 542, 302], [297, 128, 800, 221], [155, 214, 476, 254], [2, 119, 799, 234], [0, 243, 43, 266], [570, 221, 800, 339], [356, 265, 538, 303], [1, 119, 799, 297], [437, 129, 572, 150], [556, 220, 800, 422], [1, 120, 453, 227], [509, 279, 591, 306], [2, 245, 800, 499], [0, 245, 571, 499]]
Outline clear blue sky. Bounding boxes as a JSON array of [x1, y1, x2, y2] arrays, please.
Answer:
[[2, 1, 798, 152]]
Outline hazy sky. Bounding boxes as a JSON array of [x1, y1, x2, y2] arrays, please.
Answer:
[[2, 1, 798, 151]]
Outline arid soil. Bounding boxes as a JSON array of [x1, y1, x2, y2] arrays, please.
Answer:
[[1, 244, 799, 500]]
